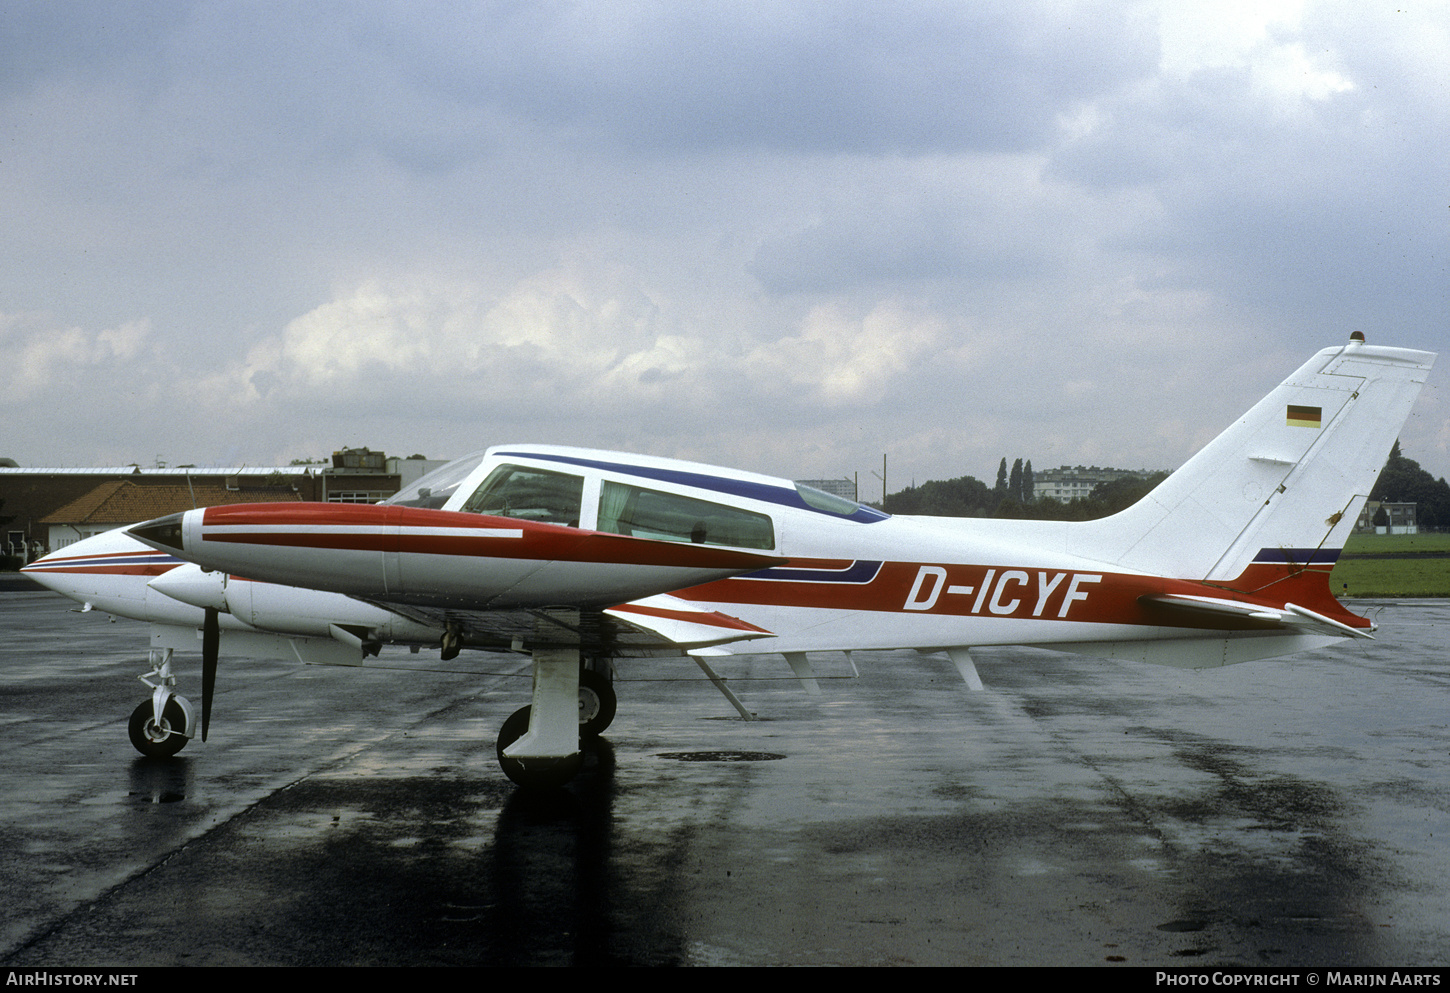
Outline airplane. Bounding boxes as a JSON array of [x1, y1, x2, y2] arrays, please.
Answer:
[[26, 335, 1435, 788]]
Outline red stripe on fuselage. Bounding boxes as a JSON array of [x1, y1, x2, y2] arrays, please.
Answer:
[[679, 560, 1367, 631], [22, 564, 178, 577], [22, 549, 179, 578]]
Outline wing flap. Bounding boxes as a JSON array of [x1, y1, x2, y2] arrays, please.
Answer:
[[605, 594, 773, 650]]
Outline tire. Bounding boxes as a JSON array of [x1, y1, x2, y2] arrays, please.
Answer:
[[128, 699, 189, 758], [495, 706, 581, 788], [578, 669, 617, 738]]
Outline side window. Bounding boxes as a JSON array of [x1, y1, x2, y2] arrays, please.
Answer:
[[598, 481, 774, 550], [460, 465, 584, 526]]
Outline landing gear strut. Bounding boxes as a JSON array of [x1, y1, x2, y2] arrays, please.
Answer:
[[129, 648, 196, 757], [498, 661, 617, 788], [493, 612, 620, 788], [495, 669, 616, 787]]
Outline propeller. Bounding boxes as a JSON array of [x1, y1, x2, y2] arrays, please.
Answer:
[[201, 606, 219, 741]]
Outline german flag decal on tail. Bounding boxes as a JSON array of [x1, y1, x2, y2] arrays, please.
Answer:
[[1286, 404, 1322, 428]]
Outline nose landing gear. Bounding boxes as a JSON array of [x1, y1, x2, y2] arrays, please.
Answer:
[[128, 697, 191, 758], [128, 648, 196, 758]]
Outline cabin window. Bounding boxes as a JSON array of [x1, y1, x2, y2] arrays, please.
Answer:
[[597, 480, 774, 550], [460, 464, 584, 526]]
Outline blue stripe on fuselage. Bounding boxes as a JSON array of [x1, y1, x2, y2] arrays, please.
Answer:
[[496, 451, 889, 523], [1253, 547, 1340, 564], [737, 560, 884, 583]]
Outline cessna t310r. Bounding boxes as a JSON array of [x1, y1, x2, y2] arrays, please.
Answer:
[[27, 336, 1436, 788]]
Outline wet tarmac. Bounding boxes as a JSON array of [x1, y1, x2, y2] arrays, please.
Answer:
[[1, 587, 1448, 967]]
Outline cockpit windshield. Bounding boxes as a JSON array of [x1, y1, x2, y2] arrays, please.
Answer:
[[795, 483, 862, 516], [383, 451, 490, 509]]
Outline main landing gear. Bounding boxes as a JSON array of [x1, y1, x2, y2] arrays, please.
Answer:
[[493, 610, 617, 789], [576, 668, 617, 738], [128, 648, 197, 758], [495, 664, 617, 789]]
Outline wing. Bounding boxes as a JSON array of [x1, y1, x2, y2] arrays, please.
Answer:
[[357, 592, 773, 659]]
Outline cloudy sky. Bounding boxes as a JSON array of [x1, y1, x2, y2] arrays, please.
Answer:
[[2, 1, 1445, 496]]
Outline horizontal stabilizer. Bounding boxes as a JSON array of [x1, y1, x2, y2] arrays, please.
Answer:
[[1281, 602, 1375, 639], [1139, 593, 1374, 639]]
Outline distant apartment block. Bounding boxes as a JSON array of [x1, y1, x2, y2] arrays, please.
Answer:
[[796, 478, 858, 502], [1354, 500, 1418, 534], [1032, 465, 1164, 503]]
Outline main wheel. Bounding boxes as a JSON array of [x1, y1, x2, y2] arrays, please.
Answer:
[[578, 669, 617, 738], [128, 699, 189, 758], [495, 706, 582, 788]]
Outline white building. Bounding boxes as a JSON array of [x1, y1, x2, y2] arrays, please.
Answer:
[[1032, 465, 1165, 503]]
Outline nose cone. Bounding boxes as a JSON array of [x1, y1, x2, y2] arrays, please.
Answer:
[[129, 513, 187, 554], [18, 555, 61, 592], [18, 526, 177, 606]]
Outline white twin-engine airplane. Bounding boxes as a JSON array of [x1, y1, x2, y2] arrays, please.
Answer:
[[23, 336, 1435, 787]]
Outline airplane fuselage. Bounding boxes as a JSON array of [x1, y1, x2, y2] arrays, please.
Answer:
[[119, 442, 1367, 665]]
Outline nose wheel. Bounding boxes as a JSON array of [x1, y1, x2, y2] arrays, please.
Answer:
[[127, 648, 196, 758], [128, 698, 191, 758]]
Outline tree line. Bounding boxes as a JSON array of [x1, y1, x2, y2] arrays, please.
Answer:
[[882, 457, 1168, 522], [881, 442, 1449, 526], [1369, 442, 1450, 527]]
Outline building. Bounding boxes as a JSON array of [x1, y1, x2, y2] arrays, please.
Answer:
[[1354, 500, 1418, 534], [1, 464, 319, 563], [795, 478, 858, 502], [320, 447, 400, 504], [39, 480, 303, 551], [1, 449, 449, 563], [1032, 465, 1165, 503]]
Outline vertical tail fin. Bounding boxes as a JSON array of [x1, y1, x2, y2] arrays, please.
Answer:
[[1073, 337, 1435, 581]]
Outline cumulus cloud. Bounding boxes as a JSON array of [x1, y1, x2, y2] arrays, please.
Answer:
[[198, 275, 948, 449], [0, 1, 1444, 483], [0, 314, 151, 402], [741, 302, 945, 404]]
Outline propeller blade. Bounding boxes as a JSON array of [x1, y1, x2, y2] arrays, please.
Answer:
[[201, 606, 219, 742]]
